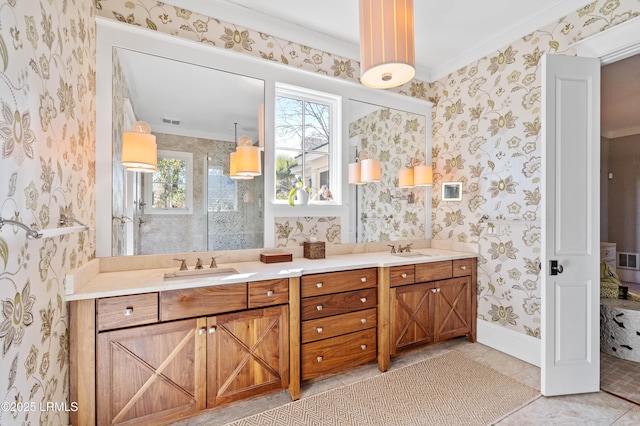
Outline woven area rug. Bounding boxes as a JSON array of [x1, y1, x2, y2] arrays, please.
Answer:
[[224, 350, 540, 426]]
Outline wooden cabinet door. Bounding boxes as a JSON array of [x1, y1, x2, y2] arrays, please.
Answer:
[[390, 282, 436, 355], [97, 318, 206, 426], [434, 277, 471, 342], [207, 305, 289, 407]]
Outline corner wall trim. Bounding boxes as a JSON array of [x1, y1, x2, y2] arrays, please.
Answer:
[[476, 319, 541, 367]]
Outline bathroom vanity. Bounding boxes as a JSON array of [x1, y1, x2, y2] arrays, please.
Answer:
[[67, 247, 477, 426]]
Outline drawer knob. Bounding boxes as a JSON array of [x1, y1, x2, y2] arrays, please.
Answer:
[[209, 326, 217, 334], [361, 318, 367, 324], [317, 356, 323, 363], [460, 265, 467, 270], [124, 307, 133, 316], [316, 305, 323, 311], [437, 288, 441, 293], [360, 277, 367, 282], [316, 282, 323, 288], [431, 289, 437, 293], [361, 344, 367, 350], [267, 290, 274, 297], [401, 273, 407, 278], [360, 297, 367, 303], [316, 327, 323, 333], [199, 328, 206, 335]]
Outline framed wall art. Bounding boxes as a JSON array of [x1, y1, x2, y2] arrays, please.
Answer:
[[442, 182, 462, 201]]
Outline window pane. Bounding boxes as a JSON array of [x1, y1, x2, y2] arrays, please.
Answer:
[[275, 96, 303, 150], [304, 152, 330, 195], [304, 101, 330, 152], [275, 149, 302, 200]]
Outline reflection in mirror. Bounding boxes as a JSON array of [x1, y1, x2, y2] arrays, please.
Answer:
[[111, 48, 265, 256], [348, 100, 427, 243]]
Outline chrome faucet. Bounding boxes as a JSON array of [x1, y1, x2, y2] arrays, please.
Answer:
[[174, 258, 188, 271]]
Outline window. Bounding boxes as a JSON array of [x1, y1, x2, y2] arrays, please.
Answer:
[[145, 150, 193, 214], [274, 84, 340, 203]]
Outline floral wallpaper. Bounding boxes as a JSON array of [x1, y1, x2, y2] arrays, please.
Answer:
[[96, 0, 640, 340], [0, 1, 95, 425], [111, 49, 129, 256], [429, 0, 640, 337], [350, 107, 427, 243], [274, 217, 340, 248]]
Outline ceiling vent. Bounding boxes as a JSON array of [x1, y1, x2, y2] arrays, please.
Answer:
[[162, 117, 181, 125]]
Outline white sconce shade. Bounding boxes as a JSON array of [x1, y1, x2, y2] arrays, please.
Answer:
[[398, 168, 414, 187], [349, 161, 365, 185], [414, 165, 433, 186], [361, 158, 381, 182], [235, 145, 261, 176], [122, 121, 157, 172], [359, 0, 415, 88], [229, 151, 252, 180]]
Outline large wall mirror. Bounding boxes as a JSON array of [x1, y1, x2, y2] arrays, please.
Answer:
[[96, 18, 432, 257], [111, 48, 265, 256]]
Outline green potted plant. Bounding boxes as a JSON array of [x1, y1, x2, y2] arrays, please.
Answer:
[[288, 177, 312, 206]]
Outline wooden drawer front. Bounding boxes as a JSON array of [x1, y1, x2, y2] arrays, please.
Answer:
[[97, 293, 158, 331], [415, 261, 452, 282], [302, 308, 377, 343], [302, 328, 377, 381], [160, 283, 247, 321], [301, 268, 376, 298], [248, 279, 289, 308], [452, 258, 473, 277], [301, 288, 377, 321], [391, 265, 415, 287]]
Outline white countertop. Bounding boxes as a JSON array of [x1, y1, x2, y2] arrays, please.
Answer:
[[66, 248, 477, 301]]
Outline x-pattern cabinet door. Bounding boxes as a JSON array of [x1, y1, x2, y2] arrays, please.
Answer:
[[391, 281, 436, 355], [434, 277, 471, 341], [97, 318, 207, 425], [207, 305, 289, 407]]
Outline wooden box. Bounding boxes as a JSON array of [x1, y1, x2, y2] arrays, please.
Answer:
[[260, 252, 293, 263], [303, 241, 325, 259]]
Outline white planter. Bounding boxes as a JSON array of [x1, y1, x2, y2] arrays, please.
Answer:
[[295, 189, 309, 205]]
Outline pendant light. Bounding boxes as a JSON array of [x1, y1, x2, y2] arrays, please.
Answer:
[[122, 121, 157, 172], [359, 0, 415, 89], [229, 123, 261, 179]]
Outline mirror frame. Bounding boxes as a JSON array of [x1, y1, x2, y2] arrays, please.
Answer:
[[96, 17, 433, 257]]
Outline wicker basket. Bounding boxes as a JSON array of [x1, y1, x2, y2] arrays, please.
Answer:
[[303, 241, 325, 259]]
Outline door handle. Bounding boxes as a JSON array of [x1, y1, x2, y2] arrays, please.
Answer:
[[550, 260, 564, 275]]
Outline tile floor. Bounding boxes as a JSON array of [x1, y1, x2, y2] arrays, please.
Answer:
[[171, 337, 640, 426], [601, 352, 640, 405]]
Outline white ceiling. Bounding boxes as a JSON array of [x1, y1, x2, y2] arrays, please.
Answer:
[[119, 0, 639, 140]]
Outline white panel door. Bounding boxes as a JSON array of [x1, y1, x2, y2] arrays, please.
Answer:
[[541, 54, 600, 396]]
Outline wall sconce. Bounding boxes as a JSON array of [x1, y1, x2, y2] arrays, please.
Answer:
[[122, 121, 157, 172], [359, 0, 415, 89], [398, 158, 432, 187], [229, 123, 261, 179], [349, 151, 381, 184], [389, 189, 415, 204]]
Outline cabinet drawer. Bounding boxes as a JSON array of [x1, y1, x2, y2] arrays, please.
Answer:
[[160, 283, 247, 321], [391, 265, 415, 287], [452, 258, 473, 277], [415, 261, 452, 282], [302, 328, 376, 381], [301, 268, 376, 298], [248, 279, 289, 308], [301, 288, 376, 321], [97, 293, 158, 331], [302, 308, 377, 343]]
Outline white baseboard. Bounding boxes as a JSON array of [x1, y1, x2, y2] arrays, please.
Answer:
[[476, 319, 541, 367]]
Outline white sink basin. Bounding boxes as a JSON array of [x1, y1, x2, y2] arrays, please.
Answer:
[[163, 267, 238, 280], [392, 252, 431, 258]]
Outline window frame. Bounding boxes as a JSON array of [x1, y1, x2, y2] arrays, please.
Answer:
[[273, 82, 341, 205], [144, 149, 194, 215]]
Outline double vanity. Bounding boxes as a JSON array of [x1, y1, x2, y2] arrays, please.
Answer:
[[67, 246, 477, 426]]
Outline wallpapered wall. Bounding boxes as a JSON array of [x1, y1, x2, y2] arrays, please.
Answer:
[[97, 0, 640, 340], [0, 1, 95, 425], [111, 49, 128, 256], [350, 108, 427, 243]]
